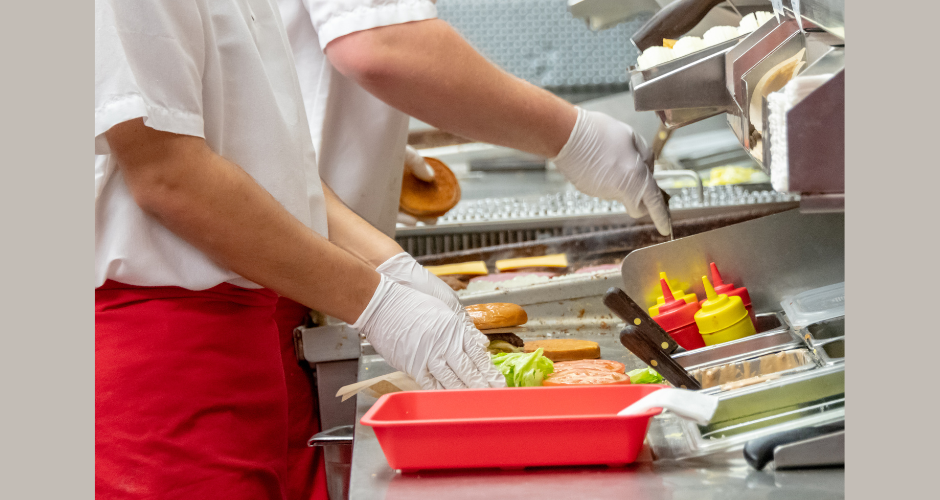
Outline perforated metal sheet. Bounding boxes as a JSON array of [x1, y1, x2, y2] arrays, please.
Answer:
[[437, 0, 651, 89]]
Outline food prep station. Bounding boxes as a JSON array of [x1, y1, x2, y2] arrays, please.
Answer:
[[300, 1, 846, 498], [328, 209, 844, 499]]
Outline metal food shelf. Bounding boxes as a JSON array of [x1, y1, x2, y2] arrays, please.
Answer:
[[396, 185, 799, 258]]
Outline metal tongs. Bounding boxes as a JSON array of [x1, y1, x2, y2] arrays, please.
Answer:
[[637, 125, 675, 241]]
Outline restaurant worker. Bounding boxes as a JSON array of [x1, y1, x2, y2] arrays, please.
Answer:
[[272, 1, 673, 497], [94, 1, 504, 499], [278, 0, 672, 236]]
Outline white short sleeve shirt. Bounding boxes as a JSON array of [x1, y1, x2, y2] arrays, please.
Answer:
[[95, 0, 329, 289], [278, 0, 437, 236]]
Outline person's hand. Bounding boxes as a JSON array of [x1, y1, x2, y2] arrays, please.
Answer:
[[550, 108, 671, 236], [398, 146, 441, 226], [405, 145, 434, 181], [352, 275, 506, 390], [376, 252, 463, 313]]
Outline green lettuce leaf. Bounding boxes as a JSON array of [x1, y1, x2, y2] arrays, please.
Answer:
[[492, 348, 554, 387], [627, 367, 664, 384]]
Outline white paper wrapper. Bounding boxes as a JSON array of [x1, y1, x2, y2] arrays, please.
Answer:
[[767, 73, 835, 193], [335, 371, 423, 402]]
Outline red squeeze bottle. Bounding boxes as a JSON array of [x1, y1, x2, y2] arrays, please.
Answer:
[[701, 262, 756, 327], [651, 278, 706, 350]]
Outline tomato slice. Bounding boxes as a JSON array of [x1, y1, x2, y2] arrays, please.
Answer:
[[552, 359, 626, 374], [543, 368, 632, 386]]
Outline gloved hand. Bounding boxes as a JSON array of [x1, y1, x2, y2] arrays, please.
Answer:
[[405, 145, 435, 181], [550, 107, 671, 236], [352, 275, 507, 390], [398, 146, 440, 226], [376, 252, 463, 313], [396, 211, 439, 227]]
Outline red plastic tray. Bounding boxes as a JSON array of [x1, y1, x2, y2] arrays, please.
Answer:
[[360, 384, 666, 471]]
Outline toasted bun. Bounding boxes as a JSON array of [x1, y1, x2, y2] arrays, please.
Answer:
[[399, 157, 461, 217], [465, 303, 528, 330], [523, 339, 601, 362]]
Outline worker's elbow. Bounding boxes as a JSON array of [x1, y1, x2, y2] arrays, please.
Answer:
[[326, 33, 395, 86], [124, 168, 188, 219]]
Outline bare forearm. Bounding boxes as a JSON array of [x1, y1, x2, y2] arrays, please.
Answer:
[[106, 119, 379, 324], [326, 19, 577, 159], [321, 182, 404, 267]]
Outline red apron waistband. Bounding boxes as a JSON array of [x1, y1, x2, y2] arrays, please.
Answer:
[[96, 279, 279, 310]]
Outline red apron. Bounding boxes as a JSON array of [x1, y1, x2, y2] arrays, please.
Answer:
[[96, 281, 288, 499], [273, 298, 329, 500]]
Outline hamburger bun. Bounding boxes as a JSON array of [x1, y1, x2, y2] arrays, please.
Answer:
[[399, 157, 461, 217], [523, 339, 601, 362], [465, 303, 528, 330]]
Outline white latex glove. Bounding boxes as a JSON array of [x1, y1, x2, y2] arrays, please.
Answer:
[[551, 107, 671, 236], [398, 146, 440, 226], [352, 275, 506, 390], [376, 252, 463, 313], [404, 145, 435, 182], [396, 211, 439, 227]]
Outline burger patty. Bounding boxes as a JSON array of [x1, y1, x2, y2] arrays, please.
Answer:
[[483, 332, 524, 348]]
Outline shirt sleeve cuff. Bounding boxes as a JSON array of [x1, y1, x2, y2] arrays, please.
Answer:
[[95, 94, 205, 155], [317, 0, 438, 50]]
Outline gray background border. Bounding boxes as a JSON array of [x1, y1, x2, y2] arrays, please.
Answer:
[[3, 1, 934, 498]]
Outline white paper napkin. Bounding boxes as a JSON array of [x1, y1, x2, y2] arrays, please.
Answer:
[[617, 388, 719, 426]]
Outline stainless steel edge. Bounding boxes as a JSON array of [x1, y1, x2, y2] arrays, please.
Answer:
[[632, 47, 736, 111], [298, 324, 361, 364], [773, 429, 845, 469], [620, 209, 845, 314], [395, 202, 799, 237], [348, 355, 844, 499]]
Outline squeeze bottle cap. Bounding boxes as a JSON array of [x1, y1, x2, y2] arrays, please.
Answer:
[[653, 278, 700, 330], [694, 276, 749, 334], [650, 272, 699, 316], [710, 262, 726, 287], [658, 279, 683, 313], [707, 262, 752, 306]]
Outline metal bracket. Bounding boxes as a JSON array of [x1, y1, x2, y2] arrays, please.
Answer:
[[293, 323, 362, 365]]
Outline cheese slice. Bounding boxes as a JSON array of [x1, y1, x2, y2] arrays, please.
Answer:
[[495, 254, 568, 272], [425, 261, 488, 277]]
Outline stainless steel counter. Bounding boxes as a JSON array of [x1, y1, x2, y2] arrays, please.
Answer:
[[347, 351, 844, 499]]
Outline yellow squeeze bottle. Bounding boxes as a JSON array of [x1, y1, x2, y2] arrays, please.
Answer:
[[694, 276, 757, 346]]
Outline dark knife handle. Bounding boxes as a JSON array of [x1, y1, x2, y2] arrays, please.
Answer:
[[619, 325, 701, 389], [743, 421, 845, 471], [632, 0, 727, 51], [604, 287, 679, 354]]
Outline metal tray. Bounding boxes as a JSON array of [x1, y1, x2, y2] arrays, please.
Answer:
[[646, 363, 845, 460], [672, 312, 796, 369], [629, 36, 742, 129], [804, 316, 844, 342], [816, 338, 844, 362], [689, 347, 816, 391]]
